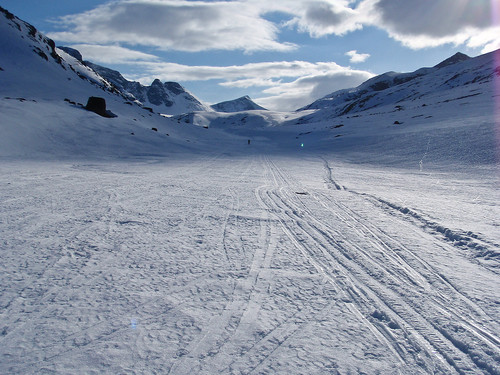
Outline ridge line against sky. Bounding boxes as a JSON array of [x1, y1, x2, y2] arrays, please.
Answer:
[[1, 0, 499, 111]]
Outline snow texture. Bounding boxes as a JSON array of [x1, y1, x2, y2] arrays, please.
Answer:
[[1, 6, 500, 375]]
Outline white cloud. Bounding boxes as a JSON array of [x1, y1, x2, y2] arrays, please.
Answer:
[[219, 78, 282, 89], [68, 44, 159, 64], [49, 0, 296, 53], [361, 0, 498, 50], [480, 39, 500, 54], [464, 27, 500, 53], [345, 50, 370, 63], [282, 0, 364, 37], [268, 0, 498, 51], [131, 60, 363, 83], [48, 0, 499, 54]]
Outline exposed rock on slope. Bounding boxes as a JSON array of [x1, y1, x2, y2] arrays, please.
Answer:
[[85, 62, 211, 115]]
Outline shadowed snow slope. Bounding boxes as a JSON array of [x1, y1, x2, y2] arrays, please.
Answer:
[[1, 7, 499, 375]]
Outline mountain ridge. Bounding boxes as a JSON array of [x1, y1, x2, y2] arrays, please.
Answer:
[[84, 61, 211, 115]]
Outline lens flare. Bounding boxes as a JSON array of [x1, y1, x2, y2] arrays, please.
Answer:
[[493, 0, 500, 168], [493, 0, 499, 25], [495, 49, 500, 167]]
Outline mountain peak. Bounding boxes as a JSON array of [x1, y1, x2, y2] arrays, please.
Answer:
[[211, 96, 267, 113], [164, 82, 185, 95], [434, 52, 470, 69]]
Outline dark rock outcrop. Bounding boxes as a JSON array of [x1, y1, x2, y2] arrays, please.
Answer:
[[85, 97, 116, 118], [147, 79, 174, 107]]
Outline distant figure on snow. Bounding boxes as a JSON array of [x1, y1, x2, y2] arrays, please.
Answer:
[[248, 139, 251, 145]]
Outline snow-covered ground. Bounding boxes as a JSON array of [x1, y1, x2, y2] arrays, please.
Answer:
[[1, 148, 499, 374]]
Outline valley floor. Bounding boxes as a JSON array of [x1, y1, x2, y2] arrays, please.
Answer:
[[1, 154, 499, 374]]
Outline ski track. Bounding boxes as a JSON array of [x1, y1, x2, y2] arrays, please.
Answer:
[[315, 158, 500, 373], [0, 155, 498, 374], [252, 156, 499, 374]]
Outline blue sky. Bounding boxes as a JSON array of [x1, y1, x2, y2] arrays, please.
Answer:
[[1, 0, 498, 110]]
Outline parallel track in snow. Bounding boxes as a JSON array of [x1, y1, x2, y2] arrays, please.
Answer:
[[256, 156, 500, 374]]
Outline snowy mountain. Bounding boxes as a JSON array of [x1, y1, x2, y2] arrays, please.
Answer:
[[0, 6, 209, 117], [434, 51, 471, 68], [298, 51, 496, 118], [211, 95, 267, 112], [85, 61, 211, 115], [0, 6, 233, 158], [1, 3, 498, 166]]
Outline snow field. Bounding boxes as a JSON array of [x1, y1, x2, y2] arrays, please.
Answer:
[[1, 155, 498, 374]]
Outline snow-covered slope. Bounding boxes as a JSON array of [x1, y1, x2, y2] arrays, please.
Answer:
[[86, 61, 211, 115], [211, 95, 267, 112], [434, 51, 471, 68], [0, 7, 244, 158], [0, 7, 102, 100], [174, 48, 499, 171], [299, 51, 496, 117]]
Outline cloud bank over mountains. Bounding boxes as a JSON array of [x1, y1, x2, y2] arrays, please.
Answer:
[[125, 60, 374, 111], [46, 0, 499, 110]]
